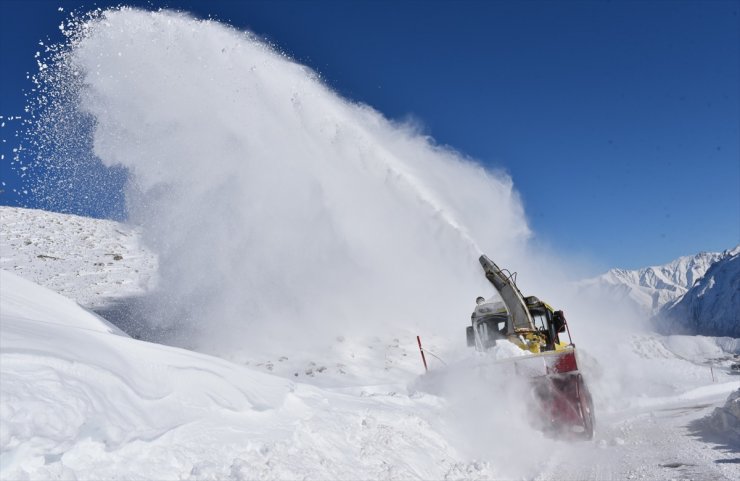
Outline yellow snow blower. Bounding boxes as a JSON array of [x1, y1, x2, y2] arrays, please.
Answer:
[[467, 255, 595, 440]]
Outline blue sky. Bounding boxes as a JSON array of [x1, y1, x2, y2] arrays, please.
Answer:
[[1, 0, 738, 270]]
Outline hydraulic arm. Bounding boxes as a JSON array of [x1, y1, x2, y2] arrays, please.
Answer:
[[478, 255, 535, 334]]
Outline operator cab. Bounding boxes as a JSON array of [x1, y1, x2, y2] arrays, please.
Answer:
[[466, 300, 508, 349], [467, 296, 569, 353]]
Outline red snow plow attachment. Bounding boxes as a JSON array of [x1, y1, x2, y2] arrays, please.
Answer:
[[525, 350, 595, 439]]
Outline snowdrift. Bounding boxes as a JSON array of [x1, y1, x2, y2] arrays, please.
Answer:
[[0, 270, 486, 480], [699, 389, 740, 446]]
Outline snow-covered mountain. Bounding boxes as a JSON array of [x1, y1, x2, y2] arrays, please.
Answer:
[[580, 247, 737, 316], [658, 249, 740, 338], [0, 206, 157, 309]]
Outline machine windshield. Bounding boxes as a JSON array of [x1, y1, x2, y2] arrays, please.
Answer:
[[531, 310, 549, 331], [474, 314, 508, 348]]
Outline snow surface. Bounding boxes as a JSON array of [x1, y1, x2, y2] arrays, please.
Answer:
[[1, 269, 486, 480], [2, 208, 740, 480], [0, 206, 157, 309], [696, 389, 740, 446]]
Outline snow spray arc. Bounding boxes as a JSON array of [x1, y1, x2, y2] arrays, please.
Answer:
[[29, 7, 532, 353]]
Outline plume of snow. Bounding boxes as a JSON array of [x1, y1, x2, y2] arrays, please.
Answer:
[[36, 8, 531, 352]]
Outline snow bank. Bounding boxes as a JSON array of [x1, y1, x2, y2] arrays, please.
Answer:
[[0, 269, 123, 335], [698, 388, 740, 446], [1, 270, 493, 480], [663, 335, 740, 361]]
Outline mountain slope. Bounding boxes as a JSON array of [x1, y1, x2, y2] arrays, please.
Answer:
[[580, 250, 730, 316], [0, 206, 157, 308], [658, 250, 740, 338]]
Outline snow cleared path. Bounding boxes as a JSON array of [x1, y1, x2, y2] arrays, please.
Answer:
[[537, 387, 740, 481]]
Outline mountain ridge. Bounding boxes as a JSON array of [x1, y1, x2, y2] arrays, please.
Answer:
[[657, 249, 740, 338], [581, 246, 738, 316]]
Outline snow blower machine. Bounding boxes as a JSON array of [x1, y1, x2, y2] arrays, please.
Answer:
[[466, 255, 595, 440]]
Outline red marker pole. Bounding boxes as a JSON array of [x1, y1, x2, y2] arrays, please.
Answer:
[[417, 335, 428, 372]]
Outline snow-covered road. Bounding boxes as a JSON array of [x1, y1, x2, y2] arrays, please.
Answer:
[[537, 388, 739, 481]]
